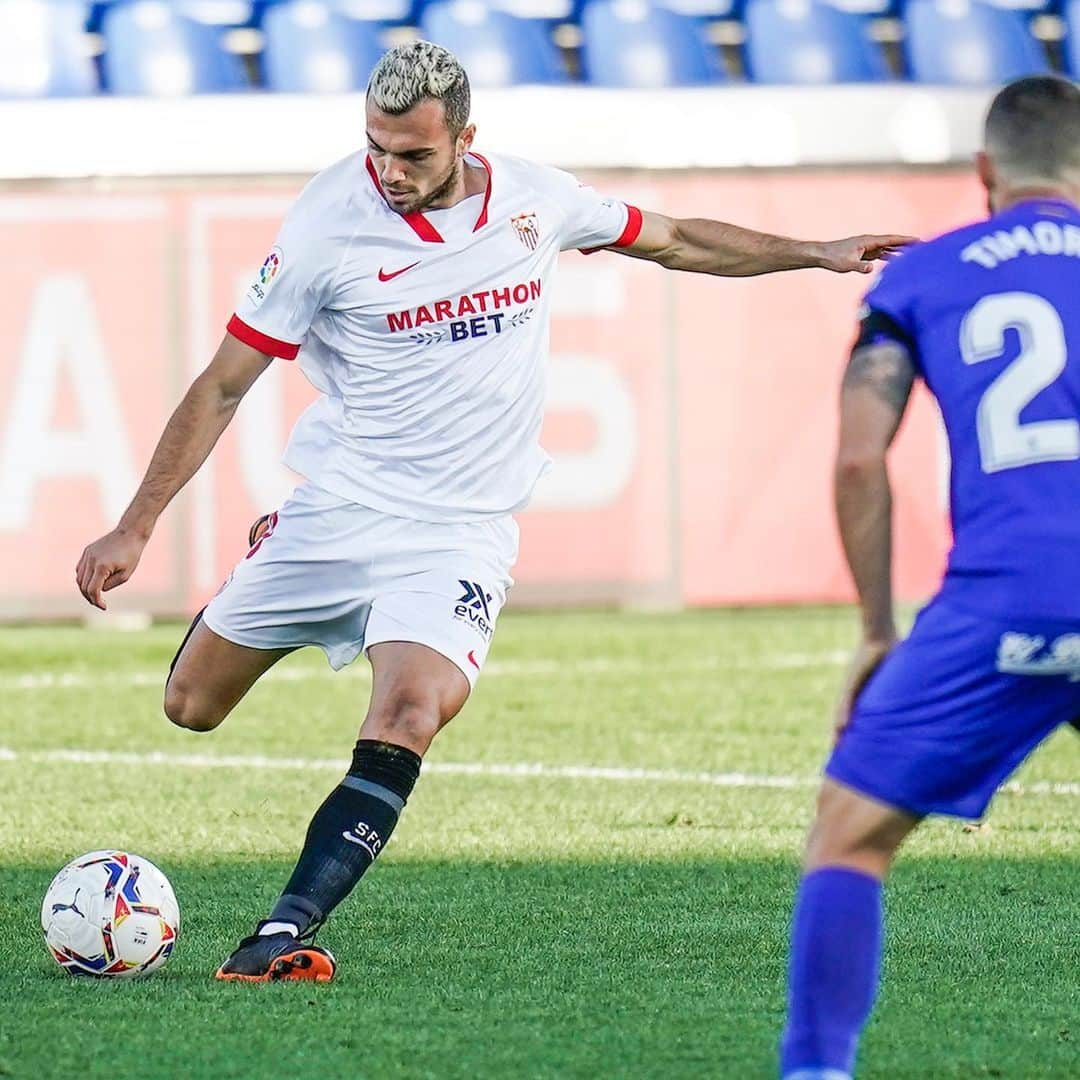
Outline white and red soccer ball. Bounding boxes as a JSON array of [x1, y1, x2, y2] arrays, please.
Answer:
[[41, 850, 180, 978]]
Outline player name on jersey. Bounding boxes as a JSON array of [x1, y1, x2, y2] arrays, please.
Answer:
[[961, 219, 1080, 269]]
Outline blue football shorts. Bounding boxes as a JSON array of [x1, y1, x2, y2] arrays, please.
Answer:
[[827, 592, 1080, 819]]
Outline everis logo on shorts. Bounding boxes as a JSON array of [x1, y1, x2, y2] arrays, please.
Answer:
[[455, 580, 494, 641]]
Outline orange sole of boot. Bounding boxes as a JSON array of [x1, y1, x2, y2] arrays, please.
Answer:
[[215, 948, 336, 983]]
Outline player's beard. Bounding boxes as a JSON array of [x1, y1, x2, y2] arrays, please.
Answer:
[[403, 157, 461, 215]]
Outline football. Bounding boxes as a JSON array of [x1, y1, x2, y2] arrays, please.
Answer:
[[40, 851, 180, 978]]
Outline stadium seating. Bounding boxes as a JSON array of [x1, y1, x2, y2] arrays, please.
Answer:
[[580, 0, 725, 85], [102, 0, 248, 93], [905, 0, 1049, 84], [6, 0, 1075, 97], [745, 0, 890, 83], [261, 1, 384, 91], [0, 0, 96, 96], [420, 1, 567, 85]]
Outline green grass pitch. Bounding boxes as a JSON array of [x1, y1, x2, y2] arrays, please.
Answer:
[[0, 609, 1076, 1079]]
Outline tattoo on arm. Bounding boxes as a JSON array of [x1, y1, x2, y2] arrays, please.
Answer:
[[842, 341, 916, 416]]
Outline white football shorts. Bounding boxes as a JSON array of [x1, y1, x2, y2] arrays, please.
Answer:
[[201, 481, 518, 687]]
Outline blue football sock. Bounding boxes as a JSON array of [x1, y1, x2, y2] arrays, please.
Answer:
[[779, 867, 883, 1079]]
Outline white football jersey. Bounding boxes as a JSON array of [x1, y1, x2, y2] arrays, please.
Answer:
[[228, 150, 642, 523]]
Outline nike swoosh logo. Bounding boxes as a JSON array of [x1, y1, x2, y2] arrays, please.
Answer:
[[378, 261, 420, 282], [467, 650, 480, 670]]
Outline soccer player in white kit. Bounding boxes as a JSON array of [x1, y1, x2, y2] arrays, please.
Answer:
[[76, 42, 912, 982]]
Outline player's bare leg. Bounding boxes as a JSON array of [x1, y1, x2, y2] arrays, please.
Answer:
[[780, 780, 921, 1080], [216, 641, 469, 982], [803, 778, 920, 877], [359, 640, 470, 752], [164, 617, 293, 733]]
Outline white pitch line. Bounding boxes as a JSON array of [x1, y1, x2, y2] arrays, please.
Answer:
[[0, 746, 811, 789], [0, 651, 849, 693], [0, 746, 1075, 798]]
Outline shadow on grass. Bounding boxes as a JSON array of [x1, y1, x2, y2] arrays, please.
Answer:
[[0, 855, 1076, 1079]]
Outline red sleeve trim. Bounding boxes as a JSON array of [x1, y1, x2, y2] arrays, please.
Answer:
[[580, 203, 644, 255], [227, 314, 300, 360], [613, 204, 643, 248]]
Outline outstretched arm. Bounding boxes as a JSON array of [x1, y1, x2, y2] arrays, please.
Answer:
[[833, 335, 917, 732], [618, 211, 914, 277], [76, 333, 272, 609]]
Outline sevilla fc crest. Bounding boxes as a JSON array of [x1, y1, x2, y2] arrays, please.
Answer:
[[510, 212, 540, 251]]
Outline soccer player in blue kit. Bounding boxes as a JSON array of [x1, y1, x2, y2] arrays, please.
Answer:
[[779, 76, 1080, 1079]]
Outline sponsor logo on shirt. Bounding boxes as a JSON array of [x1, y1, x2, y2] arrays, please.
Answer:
[[246, 245, 284, 307], [386, 279, 542, 345], [455, 580, 494, 641], [378, 261, 420, 282]]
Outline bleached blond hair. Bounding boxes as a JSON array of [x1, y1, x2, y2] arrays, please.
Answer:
[[367, 42, 471, 136]]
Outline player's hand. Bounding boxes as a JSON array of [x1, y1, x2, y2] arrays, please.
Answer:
[[834, 636, 897, 741], [818, 235, 917, 274], [76, 527, 148, 610]]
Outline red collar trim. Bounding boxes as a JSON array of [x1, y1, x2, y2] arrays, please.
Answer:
[[365, 154, 443, 243], [470, 152, 493, 232], [364, 152, 494, 241]]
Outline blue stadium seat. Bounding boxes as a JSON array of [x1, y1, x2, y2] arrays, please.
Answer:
[[0, 0, 96, 97], [262, 1, 384, 91], [174, 1, 255, 22], [88, 2, 113, 33], [1065, 0, 1080, 74], [977, 0, 1055, 12], [93, 1, 257, 30], [657, 0, 741, 17], [905, 0, 1049, 84], [277, 0, 413, 21], [580, 0, 725, 86], [420, 1, 566, 85], [819, 0, 894, 15], [102, 0, 248, 93], [745, 0, 890, 83], [488, 0, 578, 18]]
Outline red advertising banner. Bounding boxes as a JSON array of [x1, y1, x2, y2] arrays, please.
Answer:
[[0, 197, 183, 616], [2, 170, 982, 618]]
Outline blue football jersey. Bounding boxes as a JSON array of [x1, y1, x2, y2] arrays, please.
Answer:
[[861, 197, 1080, 619]]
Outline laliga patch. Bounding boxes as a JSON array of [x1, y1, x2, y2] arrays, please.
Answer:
[[246, 245, 284, 307]]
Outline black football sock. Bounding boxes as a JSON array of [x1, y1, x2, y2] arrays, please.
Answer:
[[266, 740, 421, 936]]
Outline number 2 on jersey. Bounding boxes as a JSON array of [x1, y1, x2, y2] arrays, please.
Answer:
[[960, 291, 1080, 473]]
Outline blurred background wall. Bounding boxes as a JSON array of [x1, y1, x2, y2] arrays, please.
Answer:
[[4, 0, 1067, 617]]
